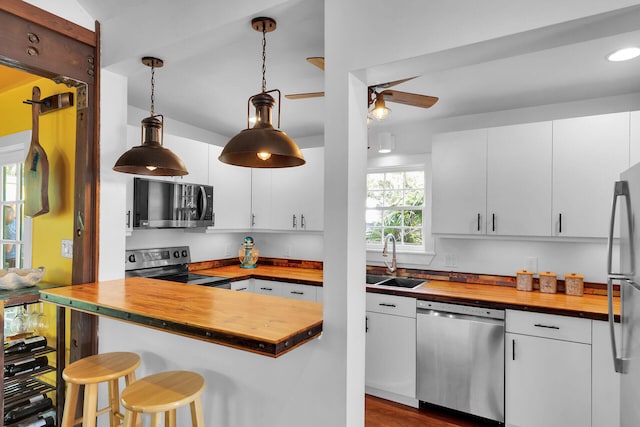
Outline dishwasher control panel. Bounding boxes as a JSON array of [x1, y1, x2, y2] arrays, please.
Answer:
[[417, 300, 505, 320]]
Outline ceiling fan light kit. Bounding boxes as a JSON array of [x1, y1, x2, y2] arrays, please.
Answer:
[[113, 57, 188, 176], [219, 17, 305, 168], [371, 94, 391, 120]]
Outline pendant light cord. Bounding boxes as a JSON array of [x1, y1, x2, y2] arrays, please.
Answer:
[[261, 25, 267, 93], [150, 63, 156, 116]]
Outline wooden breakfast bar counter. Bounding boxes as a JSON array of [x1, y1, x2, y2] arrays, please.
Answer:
[[39, 277, 323, 357]]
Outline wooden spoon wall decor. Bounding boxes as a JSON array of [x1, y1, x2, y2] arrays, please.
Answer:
[[24, 86, 50, 217]]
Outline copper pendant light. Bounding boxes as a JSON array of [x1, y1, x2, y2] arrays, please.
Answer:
[[219, 17, 305, 168], [113, 57, 188, 176]]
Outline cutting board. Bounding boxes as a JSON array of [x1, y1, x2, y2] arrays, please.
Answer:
[[24, 86, 50, 217]]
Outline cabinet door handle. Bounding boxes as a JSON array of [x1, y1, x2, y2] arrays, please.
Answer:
[[378, 303, 397, 308], [512, 339, 516, 361], [301, 214, 305, 229], [236, 287, 247, 291], [126, 210, 131, 228], [492, 213, 496, 232], [477, 213, 481, 231], [251, 213, 255, 227], [366, 316, 369, 333], [559, 213, 562, 233], [212, 212, 215, 227], [293, 214, 297, 228], [534, 323, 560, 330]]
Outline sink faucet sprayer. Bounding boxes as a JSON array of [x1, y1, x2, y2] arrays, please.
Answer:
[[382, 234, 397, 274]]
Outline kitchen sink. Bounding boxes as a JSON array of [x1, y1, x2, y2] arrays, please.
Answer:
[[366, 274, 428, 289]]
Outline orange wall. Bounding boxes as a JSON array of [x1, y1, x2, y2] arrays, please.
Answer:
[[0, 74, 77, 286]]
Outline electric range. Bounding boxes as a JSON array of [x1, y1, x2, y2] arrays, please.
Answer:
[[124, 246, 231, 289]]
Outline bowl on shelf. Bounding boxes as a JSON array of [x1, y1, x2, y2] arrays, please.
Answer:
[[0, 267, 45, 290]]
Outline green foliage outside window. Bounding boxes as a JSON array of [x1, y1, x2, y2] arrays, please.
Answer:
[[366, 170, 424, 246]]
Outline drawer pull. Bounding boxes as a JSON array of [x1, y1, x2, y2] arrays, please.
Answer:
[[260, 287, 273, 291], [291, 291, 304, 295], [534, 323, 560, 330], [379, 303, 397, 308], [236, 287, 247, 291]]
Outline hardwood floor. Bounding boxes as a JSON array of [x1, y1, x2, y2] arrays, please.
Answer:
[[365, 395, 495, 427]]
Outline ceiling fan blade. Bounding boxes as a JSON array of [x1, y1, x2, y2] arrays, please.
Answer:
[[373, 77, 416, 90], [306, 57, 325, 70], [381, 90, 438, 108], [285, 91, 325, 100]]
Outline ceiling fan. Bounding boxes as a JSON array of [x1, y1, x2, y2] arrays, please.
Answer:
[[285, 57, 439, 120]]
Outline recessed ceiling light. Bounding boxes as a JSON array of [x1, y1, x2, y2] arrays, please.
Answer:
[[607, 47, 640, 62]]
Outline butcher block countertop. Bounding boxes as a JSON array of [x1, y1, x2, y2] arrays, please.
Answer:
[[367, 279, 619, 321], [195, 264, 323, 285], [39, 277, 322, 357], [196, 264, 617, 321]]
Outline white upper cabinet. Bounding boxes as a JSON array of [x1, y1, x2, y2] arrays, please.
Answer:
[[487, 122, 552, 236], [271, 147, 324, 231], [630, 111, 640, 167], [432, 129, 488, 234], [251, 168, 272, 230], [433, 112, 632, 239], [552, 112, 629, 238], [209, 145, 251, 230]]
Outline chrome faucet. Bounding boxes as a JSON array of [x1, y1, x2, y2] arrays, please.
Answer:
[[382, 234, 397, 274]]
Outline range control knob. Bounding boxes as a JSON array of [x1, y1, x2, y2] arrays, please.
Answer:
[[128, 254, 136, 263], [181, 250, 188, 257], [173, 251, 180, 258]]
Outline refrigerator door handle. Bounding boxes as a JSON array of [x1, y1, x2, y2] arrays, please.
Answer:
[[607, 180, 635, 277], [607, 180, 634, 374], [608, 276, 626, 373]]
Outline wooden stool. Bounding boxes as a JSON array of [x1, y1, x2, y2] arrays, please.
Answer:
[[61, 352, 141, 427], [120, 370, 205, 427]]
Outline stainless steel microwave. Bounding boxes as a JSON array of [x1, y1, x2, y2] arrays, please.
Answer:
[[133, 178, 214, 228]]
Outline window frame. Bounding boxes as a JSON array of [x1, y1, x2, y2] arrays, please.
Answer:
[[366, 164, 427, 253]]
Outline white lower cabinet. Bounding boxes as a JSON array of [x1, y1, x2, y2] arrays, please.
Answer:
[[592, 320, 621, 427], [253, 279, 283, 297], [365, 293, 417, 407], [282, 283, 317, 301], [230, 279, 253, 292], [505, 310, 592, 427]]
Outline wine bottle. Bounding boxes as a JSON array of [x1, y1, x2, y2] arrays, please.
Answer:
[[4, 336, 47, 355], [3, 355, 48, 377], [3, 397, 53, 423], [13, 414, 55, 427], [4, 394, 46, 414]]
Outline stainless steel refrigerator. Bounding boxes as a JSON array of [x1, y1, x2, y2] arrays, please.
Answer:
[[608, 162, 640, 427]]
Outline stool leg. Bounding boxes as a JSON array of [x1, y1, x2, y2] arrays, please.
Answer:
[[108, 379, 120, 427], [82, 383, 98, 427], [61, 383, 80, 427], [125, 370, 137, 385], [190, 397, 205, 427], [123, 410, 137, 427], [165, 409, 177, 427], [150, 413, 161, 427]]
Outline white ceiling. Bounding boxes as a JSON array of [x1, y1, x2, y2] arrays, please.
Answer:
[[76, 0, 640, 141]]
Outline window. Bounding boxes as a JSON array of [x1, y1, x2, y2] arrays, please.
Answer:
[[1, 162, 24, 268], [366, 169, 425, 250]]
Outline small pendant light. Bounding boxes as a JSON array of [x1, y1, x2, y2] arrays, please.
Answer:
[[113, 57, 188, 176], [219, 17, 305, 168]]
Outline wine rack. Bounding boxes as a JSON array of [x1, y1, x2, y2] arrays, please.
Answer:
[[2, 290, 64, 427]]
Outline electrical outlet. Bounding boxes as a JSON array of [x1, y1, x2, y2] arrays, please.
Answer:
[[224, 245, 231, 257], [61, 239, 73, 258], [444, 254, 457, 268], [284, 246, 291, 257]]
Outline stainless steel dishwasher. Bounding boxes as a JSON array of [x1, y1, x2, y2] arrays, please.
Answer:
[[416, 300, 505, 423]]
